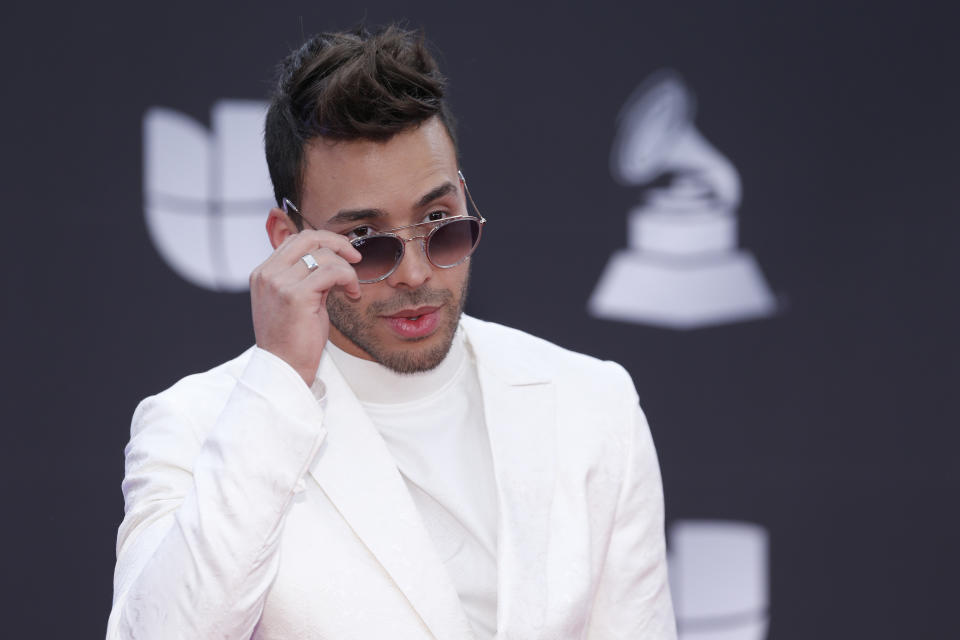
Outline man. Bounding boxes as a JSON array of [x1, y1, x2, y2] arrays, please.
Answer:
[[107, 25, 676, 639]]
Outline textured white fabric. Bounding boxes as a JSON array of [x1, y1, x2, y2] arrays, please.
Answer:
[[327, 332, 498, 639], [106, 315, 677, 639]]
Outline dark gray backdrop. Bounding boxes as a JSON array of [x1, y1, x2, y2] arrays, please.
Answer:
[[2, 1, 957, 637]]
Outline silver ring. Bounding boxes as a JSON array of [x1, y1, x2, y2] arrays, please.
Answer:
[[301, 253, 319, 271]]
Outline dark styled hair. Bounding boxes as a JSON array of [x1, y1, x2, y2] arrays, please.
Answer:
[[264, 24, 458, 215]]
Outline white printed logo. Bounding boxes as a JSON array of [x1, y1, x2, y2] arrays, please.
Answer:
[[589, 71, 778, 329], [669, 520, 770, 640], [143, 100, 274, 291]]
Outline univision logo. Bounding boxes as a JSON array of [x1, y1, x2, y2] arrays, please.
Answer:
[[670, 520, 770, 640], [143, 100, 274, 292]]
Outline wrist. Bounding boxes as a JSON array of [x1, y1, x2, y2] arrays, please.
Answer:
[[255, 343, 319, 388]]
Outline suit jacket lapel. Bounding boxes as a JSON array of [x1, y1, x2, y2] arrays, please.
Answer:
[[308, 352, 474, 640], [463, 316, 557, 637]]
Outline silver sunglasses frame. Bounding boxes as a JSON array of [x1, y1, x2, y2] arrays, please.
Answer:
[[282, 170, 487, 284]]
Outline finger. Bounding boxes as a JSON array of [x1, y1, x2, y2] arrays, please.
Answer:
[[296, 259, 362, 301], [257, 231, 353, 280], [252, 232, 298, 275], [307, 252, 362, 300], [279, 229, 362, 265], [286, 246, 343, 275], [285, 248, 363, 299]]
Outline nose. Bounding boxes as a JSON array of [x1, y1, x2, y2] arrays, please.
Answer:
[[385, 237, 432, 289]]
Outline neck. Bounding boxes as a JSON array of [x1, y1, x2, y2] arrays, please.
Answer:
[[328, 327, 376, 362]]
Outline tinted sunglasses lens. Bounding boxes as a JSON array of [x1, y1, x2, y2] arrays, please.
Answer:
[[352, 235, 402, 282], [428, 219, 481, 267]]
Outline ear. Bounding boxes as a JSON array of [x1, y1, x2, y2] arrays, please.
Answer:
[[266, 207, 299, 249]]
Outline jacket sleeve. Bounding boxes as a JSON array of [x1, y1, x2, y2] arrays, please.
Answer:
[[586, 371, 677, 639], [106, 348, 328, 640]]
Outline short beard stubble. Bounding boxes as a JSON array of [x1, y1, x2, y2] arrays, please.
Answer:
[[326, 272, 470, 374]]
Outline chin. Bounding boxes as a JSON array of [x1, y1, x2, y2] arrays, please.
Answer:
[[377, 340, 454, 374], [327, 274, 469, 374], [328, 296, 462, 374]]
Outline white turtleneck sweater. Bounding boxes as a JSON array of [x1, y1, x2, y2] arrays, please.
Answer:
[[326, 330, 499, 639]]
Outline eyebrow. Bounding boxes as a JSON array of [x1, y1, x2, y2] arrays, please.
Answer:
[[325, 181, 459, 227], [325, 207, 386, 226], [416, 181, 457, 208]]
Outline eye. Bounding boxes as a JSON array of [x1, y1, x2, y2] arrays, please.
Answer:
[[425, 210, 447, 223], [346, 225, 373, 240]]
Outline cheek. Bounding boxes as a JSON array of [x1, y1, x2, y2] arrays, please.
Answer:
[[327, 288, 367, 319], [445, 262, 471, 296], [351, 283, 397, 318]]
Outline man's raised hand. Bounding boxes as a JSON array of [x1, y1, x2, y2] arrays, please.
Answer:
[[250, 230, 362, 386]]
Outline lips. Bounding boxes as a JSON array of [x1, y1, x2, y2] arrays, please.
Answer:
[[382, 306, 441, 339]]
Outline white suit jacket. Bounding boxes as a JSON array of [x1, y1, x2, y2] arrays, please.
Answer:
[[107, 315, 675, 639]]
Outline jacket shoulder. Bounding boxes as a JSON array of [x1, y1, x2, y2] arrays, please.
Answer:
[[462, 315, 637, 401], [131, 347, 257, 439]]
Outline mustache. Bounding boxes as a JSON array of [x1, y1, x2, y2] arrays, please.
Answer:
[[367, 287, 454, 316]]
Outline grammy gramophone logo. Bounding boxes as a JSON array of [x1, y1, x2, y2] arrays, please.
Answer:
[[589, 71, 778, 329]]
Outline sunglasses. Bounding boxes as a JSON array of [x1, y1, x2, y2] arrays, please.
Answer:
[[282, 170, 487, 284]]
